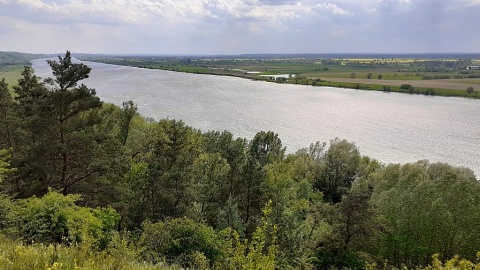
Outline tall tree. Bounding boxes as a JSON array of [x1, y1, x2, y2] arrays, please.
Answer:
[[146, 119, 203, 219], [315, 139, 360, 203], [203, 130, 248, 199], [6, 51, 121, 197], [44, 52, 102, 194], [0, 79, 15, 148], [371, 161, 480, 267], [118, 100, 137, 146]]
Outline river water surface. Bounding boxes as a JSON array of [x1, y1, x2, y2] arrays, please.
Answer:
[[32, 59, 480, 178]]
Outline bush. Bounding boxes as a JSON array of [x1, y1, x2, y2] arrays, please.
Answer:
[[400, 84, 413, 90], [16, 191, 119, 247], [467, 87, 474, 94], [140, 217, 225, 268], [0, 193, 16, 231]]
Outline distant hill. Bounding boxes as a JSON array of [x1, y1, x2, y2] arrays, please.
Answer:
[[0, 51, 46, 68]]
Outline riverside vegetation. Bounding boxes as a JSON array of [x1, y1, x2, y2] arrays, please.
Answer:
[[1, 52, 480, 269]]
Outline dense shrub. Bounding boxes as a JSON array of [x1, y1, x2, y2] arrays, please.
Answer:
[[16, 191, 119, 247], [140, 217, 225, 268]]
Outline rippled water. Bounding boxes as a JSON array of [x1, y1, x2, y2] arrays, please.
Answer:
[[32, 59, 480, 178]]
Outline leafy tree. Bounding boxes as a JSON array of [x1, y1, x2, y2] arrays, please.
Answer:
[[315, 183, 384, 269], [315, 138, 361, 203], [289, 141, 325, 185], [262, 155, 328, 269], [367, 73, 373, 79], [118, 100, 138, 146], [249, 131, 285, 167], [203, 130, 248, 204], [466, 86, 474, 93], [371, 161, 480, 267], [145, 119, 203, 219], [240, 154, 265, 234], [188, 152, 230, 225], [377, 74, 383, 80], [219, 200, 277, 270]]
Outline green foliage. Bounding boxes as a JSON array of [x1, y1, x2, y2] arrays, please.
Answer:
[[119, 100, 138, 146], [2, 52, 126, 198], [420, 253, 480, 270], [0, 193, 16, 231], [262, 153, 328, 269], [466, 86, 474, 93], [0, 78, 14, 149], [140, 217, 224, 268], [0, 234, 179, 270], [315, 138, 361, 203], [15, 191, 119, 247], [249, 131, 285, 166], [2, 52, 480, 269], [0, 148, 14, 182], [217, 195, 246, 236], [400, 83, 414, 90], [371, 161, 480, 267], [315, 184, 384, 269], [138, 119, 204, 219], [189, 152, 231, 224], [219, 200, 278, 270]]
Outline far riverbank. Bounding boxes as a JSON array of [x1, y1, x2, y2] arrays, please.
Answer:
[[77, 55, 480, 100]]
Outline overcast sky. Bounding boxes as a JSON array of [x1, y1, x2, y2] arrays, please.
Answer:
[[1, 0, 479, 55]]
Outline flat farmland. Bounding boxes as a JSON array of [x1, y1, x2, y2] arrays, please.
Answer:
[[324, 78, 480, 91], [0, 65, 24, 89]]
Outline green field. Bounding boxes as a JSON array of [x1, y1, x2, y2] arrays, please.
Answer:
[[0, 65, 25, 89], [0, 51, 46, 89]]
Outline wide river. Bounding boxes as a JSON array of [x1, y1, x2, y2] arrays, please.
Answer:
[[32, 59, 480, 178]]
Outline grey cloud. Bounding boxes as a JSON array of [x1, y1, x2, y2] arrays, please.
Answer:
[[1, 0, 479, 54]]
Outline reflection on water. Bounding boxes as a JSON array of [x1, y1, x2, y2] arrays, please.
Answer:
[[32, 58, 480, 177]]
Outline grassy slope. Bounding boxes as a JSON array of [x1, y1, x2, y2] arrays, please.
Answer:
[[0, 51, 46, 89]]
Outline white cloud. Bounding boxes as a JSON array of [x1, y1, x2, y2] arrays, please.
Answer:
[[314, 3, 354, 15]]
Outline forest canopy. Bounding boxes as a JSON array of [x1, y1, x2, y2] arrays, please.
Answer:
[[0, 52, 479, 270]]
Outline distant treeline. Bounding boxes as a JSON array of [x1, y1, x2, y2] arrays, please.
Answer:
[[0, 51, 45, 68]]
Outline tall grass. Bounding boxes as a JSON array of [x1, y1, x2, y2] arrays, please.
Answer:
[[0, 235, 181, 270]]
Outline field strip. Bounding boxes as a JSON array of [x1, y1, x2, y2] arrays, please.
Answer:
[[324, 78, 478, 91]]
